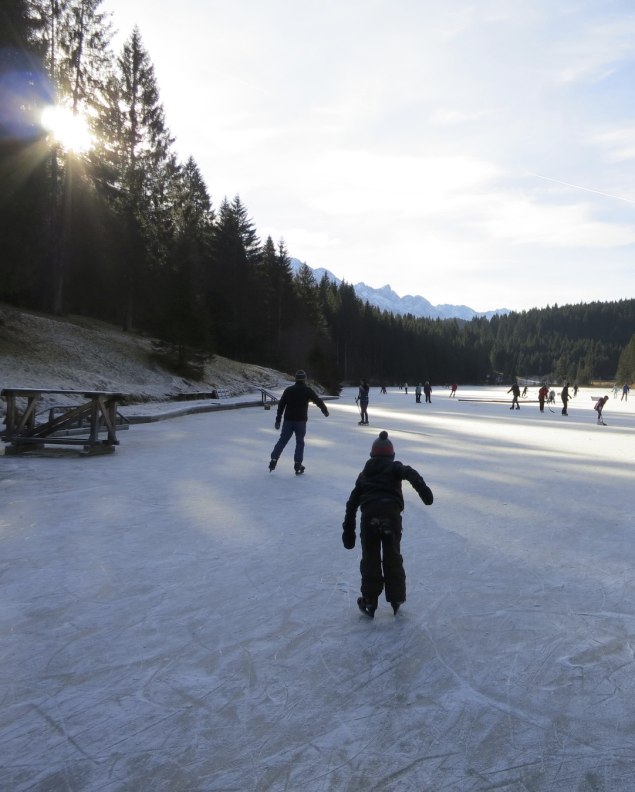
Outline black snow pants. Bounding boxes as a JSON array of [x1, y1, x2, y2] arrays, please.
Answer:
[[359, 502, 406, 605]]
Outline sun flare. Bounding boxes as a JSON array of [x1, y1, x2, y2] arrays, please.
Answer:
[[41, 105, 93, 153]]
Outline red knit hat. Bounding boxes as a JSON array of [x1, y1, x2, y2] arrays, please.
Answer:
[[371, 430, 394, 458]]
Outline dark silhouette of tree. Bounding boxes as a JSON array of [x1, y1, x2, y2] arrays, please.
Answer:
[[97, 26, 173, 330], [616, 335, 635, 385]]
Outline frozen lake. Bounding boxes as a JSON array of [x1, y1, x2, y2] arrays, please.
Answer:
[[2, 385, 634, 791]]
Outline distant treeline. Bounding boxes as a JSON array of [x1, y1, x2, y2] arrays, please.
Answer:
[[2, 1, 634, 391]]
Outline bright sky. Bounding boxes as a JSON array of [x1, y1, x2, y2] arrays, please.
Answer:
[[102, 0, 635, 312]]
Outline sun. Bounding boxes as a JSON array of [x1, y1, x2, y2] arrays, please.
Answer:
[[41, 105, 93, 153]]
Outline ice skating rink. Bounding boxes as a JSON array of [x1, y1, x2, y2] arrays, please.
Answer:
[[2, 386, 635, 791]]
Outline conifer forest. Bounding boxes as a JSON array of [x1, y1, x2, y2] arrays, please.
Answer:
[[2, 0, 634, 392]]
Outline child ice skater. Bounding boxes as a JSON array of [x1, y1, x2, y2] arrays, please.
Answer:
[[342, 430, 434, 617]]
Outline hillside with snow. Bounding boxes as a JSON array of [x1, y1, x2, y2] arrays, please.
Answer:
[[0, 303, 293, 418]]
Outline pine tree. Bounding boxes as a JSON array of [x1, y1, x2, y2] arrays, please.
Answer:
[[22, 0, 114, 313], [210, 195, 262, 359], [259, 236, 295, 366], [157, 156, 216, 361], [0, 0, 51, 305], [616, 335, 635, 385], [96, 26, 174, 330]]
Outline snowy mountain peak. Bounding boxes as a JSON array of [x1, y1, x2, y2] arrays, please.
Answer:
[[290, 259, 509, 320]]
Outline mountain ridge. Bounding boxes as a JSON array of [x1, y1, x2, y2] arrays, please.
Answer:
[[290, 258, 509, 320]]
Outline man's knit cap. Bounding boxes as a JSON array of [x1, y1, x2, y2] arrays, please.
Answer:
[[295, 370, 307, 381]]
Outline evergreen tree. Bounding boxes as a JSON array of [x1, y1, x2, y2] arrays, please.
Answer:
[[0, 0, 50, 305], [259, 236, 296, 366], [20, 0, 114, 313], [616, 335, 635, 385], [156, 156, 216, 360], [96, 26, 174, 330], [209, 196, 263, 359]]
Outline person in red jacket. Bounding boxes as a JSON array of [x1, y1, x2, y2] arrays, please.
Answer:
[[538, 384, 549, 412], [269, 370, 329, 474]]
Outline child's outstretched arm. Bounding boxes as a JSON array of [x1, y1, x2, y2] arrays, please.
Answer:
[[400, 464, 434, 505], [342, 487, 360, 548]]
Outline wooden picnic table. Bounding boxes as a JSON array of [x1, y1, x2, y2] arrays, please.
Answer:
[[1, 388, 127, 455]]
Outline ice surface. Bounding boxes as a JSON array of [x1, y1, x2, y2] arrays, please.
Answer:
[[1, 386, 635, 791]]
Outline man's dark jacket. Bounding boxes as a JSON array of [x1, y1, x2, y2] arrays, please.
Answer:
[[276, 381, 328, 422]]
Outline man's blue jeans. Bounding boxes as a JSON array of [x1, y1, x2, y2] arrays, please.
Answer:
[[272, 420, 307, 464]]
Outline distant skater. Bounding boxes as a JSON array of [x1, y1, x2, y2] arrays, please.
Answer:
[[561, 382, 570, 415], [538, 384, 549, 412], [622, 383, 630, 402], [356, 379, 370, 425], [269, 370, 329, 474], [424, 381, 432, 403], [415, 383, 422, 403], [342, 431, 434, 618], [450, 383, 457, 398], [594, 395, 609, 425], [508, 382, 521, 409]]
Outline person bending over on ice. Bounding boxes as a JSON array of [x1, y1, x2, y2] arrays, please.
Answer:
[[269, 370, 329, 474], [594, 395, 609, 425], [341, 430, 434, 618]]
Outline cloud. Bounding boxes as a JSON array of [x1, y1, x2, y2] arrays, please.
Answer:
[[472, 194, 635, 248], [588, 126, 635, 163], [553, 16, 635, 84], [303, 150, 502, 215], [430, 107, 489, 126]]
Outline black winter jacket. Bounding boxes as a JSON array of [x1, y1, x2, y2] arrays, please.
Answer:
[[276, 381, 329, 422], [344, 457, 433, 523]]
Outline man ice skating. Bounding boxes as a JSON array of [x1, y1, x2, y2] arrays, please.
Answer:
[[341, 430, 434, 617], [269, 370, 329, 474], [508, 382, 521, 409], [561, 382, 570, 415], [356, 379, 370, 425]]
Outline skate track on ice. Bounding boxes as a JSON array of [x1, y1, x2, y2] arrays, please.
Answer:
[[1, 386, 635, 791]]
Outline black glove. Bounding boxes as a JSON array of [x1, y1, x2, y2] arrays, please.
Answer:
[[420, 486, 433, 505], [342, 518, 356, 549], [275, 418, 281, 430], [342, 529, 356, 549]]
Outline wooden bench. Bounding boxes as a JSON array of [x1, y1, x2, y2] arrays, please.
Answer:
[[1, 388, 126, 455]]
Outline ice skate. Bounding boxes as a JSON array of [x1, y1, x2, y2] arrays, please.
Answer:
[[357, 597, 377, 618], [390, 601, 403, 615], [294, 463, 305, 475], [268, 458, 277, 472]]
